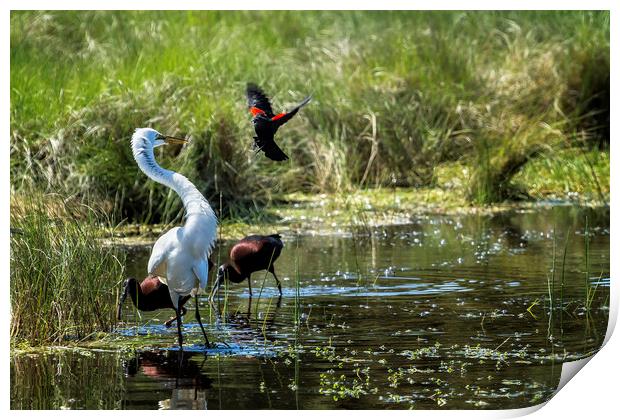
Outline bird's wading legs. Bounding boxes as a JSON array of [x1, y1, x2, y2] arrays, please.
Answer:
[[195, 295, 211, 348], [248, 274, 253, 296], [176, 296, 184, 350], [271, 269, 283, 296]]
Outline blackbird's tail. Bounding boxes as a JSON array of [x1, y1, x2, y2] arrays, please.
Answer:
[[254, 136, 289, 161]]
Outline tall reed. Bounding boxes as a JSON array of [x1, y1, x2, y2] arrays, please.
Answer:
[[582, 215, 600, 311], [10, 193, 125, 345], [293, 238, 302, 328], [559, 230, 570, 335]]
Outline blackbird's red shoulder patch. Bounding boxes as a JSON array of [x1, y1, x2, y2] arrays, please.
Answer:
[[250, 106, 266, 116]]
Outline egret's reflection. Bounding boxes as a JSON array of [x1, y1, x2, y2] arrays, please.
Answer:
[[124, 350, 212, 410]]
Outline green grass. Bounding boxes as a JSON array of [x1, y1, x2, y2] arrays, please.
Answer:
[[10, 193, 126, 346], [514, 147, 609, 201], [10, 11, 609, 223]]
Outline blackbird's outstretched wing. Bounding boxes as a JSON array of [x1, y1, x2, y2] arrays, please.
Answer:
[[246, 83, 275, 118], [271, 95, 312, 127], [253, 136, 289, 161]]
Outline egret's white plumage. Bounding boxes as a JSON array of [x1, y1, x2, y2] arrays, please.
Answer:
[[131, 128, 217, 311]]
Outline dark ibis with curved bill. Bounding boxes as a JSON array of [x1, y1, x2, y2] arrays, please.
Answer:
[[210, 234, 284, 300], [117, 258, 214, 328]]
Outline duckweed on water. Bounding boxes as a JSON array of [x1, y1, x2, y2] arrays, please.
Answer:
[[319, 372, 372, 401]]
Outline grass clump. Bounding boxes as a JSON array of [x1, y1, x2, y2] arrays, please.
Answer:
[[10, 192, 126, 346], [514, 146, 609, 203]]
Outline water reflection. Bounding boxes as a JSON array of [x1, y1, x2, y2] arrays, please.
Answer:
[[214, 296, 283, 341], [124, 350, 212, 410]]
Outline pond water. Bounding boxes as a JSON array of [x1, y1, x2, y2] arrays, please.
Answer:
[[11, 206, 610, 409]]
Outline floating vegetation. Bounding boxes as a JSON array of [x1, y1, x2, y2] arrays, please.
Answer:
[[319, 372, 372, 401]]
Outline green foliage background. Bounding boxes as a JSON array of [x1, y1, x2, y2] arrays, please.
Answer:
[[11, 11, 610, 223]]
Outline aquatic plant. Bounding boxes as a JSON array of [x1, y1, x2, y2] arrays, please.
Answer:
[[319, 372, 369, 401], [583, 215, 602, 312], [293, 239, 302, 328], [10, 193, 125, 345]]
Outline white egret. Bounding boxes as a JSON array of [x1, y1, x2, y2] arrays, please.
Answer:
[[130, 127, 217, 349]]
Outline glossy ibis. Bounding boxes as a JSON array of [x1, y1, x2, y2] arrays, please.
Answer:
[[117, 259, 214, 327], [246, 83, 311, 161], [131, 128, 217, 350], [210, 234, 284, 299]]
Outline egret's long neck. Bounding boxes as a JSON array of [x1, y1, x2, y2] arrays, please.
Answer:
[[131, 137, 217, 250]]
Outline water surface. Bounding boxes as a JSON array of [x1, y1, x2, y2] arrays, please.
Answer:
[[11, 206, 610, 409]]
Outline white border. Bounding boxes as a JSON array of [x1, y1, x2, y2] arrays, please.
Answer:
[[3, 1, 616, 418], [0, 0, 617, 10]]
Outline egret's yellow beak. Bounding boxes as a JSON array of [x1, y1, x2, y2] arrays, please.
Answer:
[[164, 135, 189, 145]]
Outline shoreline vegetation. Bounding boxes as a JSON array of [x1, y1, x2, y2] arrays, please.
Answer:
[[10, 10, 609, 347], [109, 186, 608, 245]]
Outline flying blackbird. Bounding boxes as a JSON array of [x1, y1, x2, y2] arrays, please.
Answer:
[[246, 83, 311, 161]]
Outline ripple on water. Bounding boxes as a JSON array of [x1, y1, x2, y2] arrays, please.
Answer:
[[115, 324, 279, 357], [297, 278, 473, 297]]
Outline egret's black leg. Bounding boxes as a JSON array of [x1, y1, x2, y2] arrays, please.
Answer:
[[195, 295, 211, 348], [176, 296, 184, 350], [271, 269, 283, 296]]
